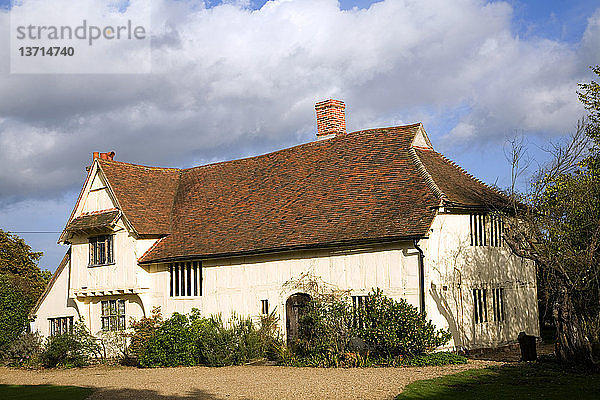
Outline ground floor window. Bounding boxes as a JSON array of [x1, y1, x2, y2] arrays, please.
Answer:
[[49, 316, 73, 336], [101, 299, 126, 331], [473, 288, 488, 324], [352, 295, 369, 328], [261, 299, 269, 315], [492, 287, 505, 322], [169, 261, 202, 297]]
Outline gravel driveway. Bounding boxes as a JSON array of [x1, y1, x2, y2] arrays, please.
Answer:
[[0, 361, 497, 400]]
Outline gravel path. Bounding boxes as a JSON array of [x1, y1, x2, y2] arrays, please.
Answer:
[[0, 361, 498, 400]]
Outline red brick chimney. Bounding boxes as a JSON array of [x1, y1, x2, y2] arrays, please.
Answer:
[[315, 99, 346, 138], [93, 151, 115, 161]]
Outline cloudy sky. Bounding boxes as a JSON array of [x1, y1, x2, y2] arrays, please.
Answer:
[[1, 0, 599, 272]]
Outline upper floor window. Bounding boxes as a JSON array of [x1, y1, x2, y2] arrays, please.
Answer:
[[170, 261, 202, 297], [489, 215, 504, 247], [101, 299, 126, 331], [89, 235, 114, 266], [470, 214, 503, 247], [470, 213, 486, 246]]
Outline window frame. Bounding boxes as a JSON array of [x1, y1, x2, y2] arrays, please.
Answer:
[[352, 295, 369, 329], [89, 234, 115, 267], [48, 316, 74, 336], [101, 299, 126, 331], [169, 261, 202, 298], [492, 287, 506, 322], [473, 288, 488, 324]]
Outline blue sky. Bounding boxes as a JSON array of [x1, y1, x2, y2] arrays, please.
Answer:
[[1, 0, 599, 272]]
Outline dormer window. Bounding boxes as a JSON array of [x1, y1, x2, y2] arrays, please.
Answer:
[[89, 235, 114, 266]]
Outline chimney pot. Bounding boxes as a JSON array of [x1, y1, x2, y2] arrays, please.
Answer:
[[315, 99, 346, 138], [94, 151, 116, 161]]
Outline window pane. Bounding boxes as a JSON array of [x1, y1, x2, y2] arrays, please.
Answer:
[[193, 263, 198, 296], [118, 300, 125, 315], [110, 300, 116, 315], [170, 265, 173, 297], [180, 264, 185, 296], [107, 235, 114, 263], [175, 264, 180, 296], [102, 301, 108, 316], [119, 316, 125, 330]]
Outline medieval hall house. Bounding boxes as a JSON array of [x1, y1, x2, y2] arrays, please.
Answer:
[[30, 100, 539, 349]]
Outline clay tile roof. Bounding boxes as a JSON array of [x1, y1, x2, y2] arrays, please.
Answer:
[[66, 210, 120, 231], [87, 124, 507, 264], [139, 124, 440, 263], [415, 148, 510, 209], [98, 161, 181, 235]]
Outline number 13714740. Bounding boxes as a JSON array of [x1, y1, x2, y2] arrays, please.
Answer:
[[19, 47, 74, 56]]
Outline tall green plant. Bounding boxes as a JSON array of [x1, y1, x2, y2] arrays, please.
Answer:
[[296, 289, 450, 366], [357, 289, 450, 358]]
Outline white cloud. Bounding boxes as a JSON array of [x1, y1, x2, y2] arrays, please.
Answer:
[[0, 0, 599, 202]]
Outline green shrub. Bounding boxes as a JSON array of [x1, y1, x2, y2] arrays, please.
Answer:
[[296, 295, 354, 362], [125, 306, 162, 362], [40, 320, 100, 368], [1, 332, 43, 367], [139, 312, 196, 367], [358, 289, 451, 358], [402, 352, 468, 366], [294, 289, 451, 366], [136, 309, 283, 368]]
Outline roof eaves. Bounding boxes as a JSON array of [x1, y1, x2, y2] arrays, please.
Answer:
[[139, 234, 430, 265]]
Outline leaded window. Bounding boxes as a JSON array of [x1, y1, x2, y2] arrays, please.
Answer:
[[89, 235, 114, 266], [49, 316, 73, 336], [101, 299, 126, 331]]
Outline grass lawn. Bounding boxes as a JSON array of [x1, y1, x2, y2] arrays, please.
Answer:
[[0, 384, 93, 400], [396, 362, 600, 399]]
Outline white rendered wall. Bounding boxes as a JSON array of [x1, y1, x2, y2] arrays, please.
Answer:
[[423, 210, 539, 349], [145, 242, 422, 336], [30, 256, 79, 337]]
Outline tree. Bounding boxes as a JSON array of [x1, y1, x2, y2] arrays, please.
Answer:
[[0, 229, 51, 350], [503, 66, 600, 366]]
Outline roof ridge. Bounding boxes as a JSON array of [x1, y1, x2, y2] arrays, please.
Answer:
[[181, 124, 422, 172], [96, 124, 423, 174], [98, 159, 181, 171], [409, 147, 446, 203]]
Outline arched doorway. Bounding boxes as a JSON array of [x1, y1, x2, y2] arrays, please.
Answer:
[[286, 293, 311, 343]]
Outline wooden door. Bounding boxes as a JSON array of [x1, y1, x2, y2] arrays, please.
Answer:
[[286, 293, 310, 343]]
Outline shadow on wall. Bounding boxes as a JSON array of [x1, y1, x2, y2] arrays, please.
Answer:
[[428, 237, 539, 350]]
